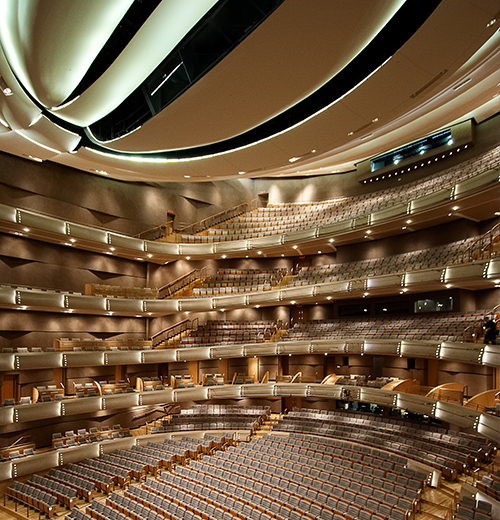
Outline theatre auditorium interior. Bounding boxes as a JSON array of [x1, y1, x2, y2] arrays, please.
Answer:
[[0, 1, 500, 520]]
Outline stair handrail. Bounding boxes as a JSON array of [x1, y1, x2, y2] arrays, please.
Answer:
[[158, 266, 210, 298], [465, 304, 500, 342], [462, 222, 500, 262], [150, 317, 198, 347], [173, 198, 260, 236]]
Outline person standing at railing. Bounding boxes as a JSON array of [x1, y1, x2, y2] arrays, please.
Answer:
[[483, 316, 498, 344]]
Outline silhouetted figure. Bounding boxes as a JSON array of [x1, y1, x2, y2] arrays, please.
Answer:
[[484, 317, 498, 344]]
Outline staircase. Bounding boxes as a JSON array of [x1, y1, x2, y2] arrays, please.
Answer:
[[254, 413, 280, 439]]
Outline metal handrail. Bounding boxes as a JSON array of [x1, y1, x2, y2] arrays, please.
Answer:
[[463, 303, 500, 342], [173, 198, 260, 235], [135, 223, 171, 241], [462, 222, 500, 262], [150, 318, 198, 347], [158, 266, 210, 298]]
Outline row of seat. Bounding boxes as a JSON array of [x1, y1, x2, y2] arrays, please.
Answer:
[[53, 414, 494, 520], [181, 404, 270, 416], [455, 495, 493, 520], [31, 474, 78, 509], [7, 480, 57, 518], [218, 438, 419, 516], [179, 321, 278, 347], [52, 425, 132, 448], [257, 434, 424, 493], [273, 410, 490, 479], [175, 440, 414, 520], [197, 146, 500, 241], [192, 269, 286, 297], [288, 238, 475, 287], [280, 313, 485, 343], [476, 471, 500, 502]]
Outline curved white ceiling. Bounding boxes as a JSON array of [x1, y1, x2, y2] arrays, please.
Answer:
[[0, 0, 498, 182], [0, 0, 134, 107]]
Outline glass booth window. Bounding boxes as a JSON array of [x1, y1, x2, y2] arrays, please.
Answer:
[[414, 297, 453, 313]]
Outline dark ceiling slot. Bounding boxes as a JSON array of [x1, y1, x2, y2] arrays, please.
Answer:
[[410, 69, 448, 99]]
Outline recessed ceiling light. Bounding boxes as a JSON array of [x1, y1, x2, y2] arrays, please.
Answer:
[[110, 247, 115, 251], [238, 171, 245, 175], [406, 220, 412, 224], [222, 255, 226, 259], [186, 256, 190, 260], [257, 251, 262, 255], [318, 251, 322, 254], [446, 284, 452, 288], [402, 226, 407, 230], [69, 238, 76, 243], [147, 254, 152, 258], [366, 230, 371, 234], [289, 157, 300, 163], [137, 258, 143, 261], [184, 175, 191, 178], [291, 301, 296, 305], [329, 239, 334, 243], [292, 245, 298, 249], [23, 227, 29, 232], [452, 206, 459, 211], [326, 296, 332, 300]]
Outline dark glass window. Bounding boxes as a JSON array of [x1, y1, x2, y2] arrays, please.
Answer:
[[338, 304, 370, 317], [371, 130, 452, 172], [414, 297, 453, 313], [376, 301, 410, 315]]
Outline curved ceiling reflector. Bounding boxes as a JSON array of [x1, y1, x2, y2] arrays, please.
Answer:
[[82, 0, 442, 161], [59, 0, 164, 106]]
